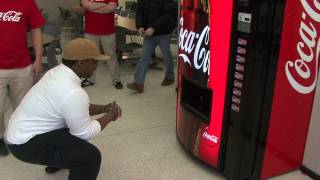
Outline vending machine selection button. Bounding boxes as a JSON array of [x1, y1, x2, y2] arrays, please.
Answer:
[[235, 64, 245, 72], [233, 88, 242, 96], [232, 95, 241, 104], [237, 47, 247, 55], [236, 55, 246, 63], [234, 72, 244, 80], [231, 103, 240, 112], [234, 80, 243, 88], [238, 38, 248, 46]]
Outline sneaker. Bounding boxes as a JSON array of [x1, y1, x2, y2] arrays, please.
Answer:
[[45, 167, 61, 174], [113, 81, 123, 89], [0, 139, 9, 156], [81, 79, 95, 88], [126, 82, 144, 93], [161, 77, 174, 86]]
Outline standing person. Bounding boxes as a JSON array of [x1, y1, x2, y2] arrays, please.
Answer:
[[80, 0, 123, 89], [0, 0, 45, 155], [5, 38, 122, 180], [126, 0, 177, 93]]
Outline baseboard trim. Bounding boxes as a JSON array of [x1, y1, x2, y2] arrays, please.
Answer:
[[301, 166, 320, 180]]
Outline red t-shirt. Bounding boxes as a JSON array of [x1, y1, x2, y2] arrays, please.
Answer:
[[84, 0, 117, 35], [0, 0, 45, 69]]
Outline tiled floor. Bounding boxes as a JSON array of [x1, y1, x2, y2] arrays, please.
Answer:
[[0, 41, 314, 179]]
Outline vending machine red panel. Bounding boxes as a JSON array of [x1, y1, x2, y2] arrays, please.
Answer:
[[261, 0, 320, 178], [206, 0, 234, 166], [176, 0, 233, 167]]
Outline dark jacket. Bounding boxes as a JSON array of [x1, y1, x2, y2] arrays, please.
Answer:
[[135, 0, 177, 36]]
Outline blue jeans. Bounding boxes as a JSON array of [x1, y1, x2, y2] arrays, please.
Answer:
[[134, 34, 174, 84]]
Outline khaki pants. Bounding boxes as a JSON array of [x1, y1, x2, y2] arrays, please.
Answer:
[[0, 65, 33, 138], [85, 33, 121, 83]]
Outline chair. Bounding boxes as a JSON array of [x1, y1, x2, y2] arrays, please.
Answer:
[[125, 1, 137, 11], [116, 26, 143, 64], [42, 23, 63, 70], [123, 1, 137, 18], [70, 12, 84, 37], [119, 10, 129, 17], [115, 6, 122, 16], [58, 6, 77, 38], [58, 6, 72, 26]]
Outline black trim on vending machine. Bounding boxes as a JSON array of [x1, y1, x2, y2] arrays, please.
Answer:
[[251, 0, 286, 179], [221, 0, 287, 179]]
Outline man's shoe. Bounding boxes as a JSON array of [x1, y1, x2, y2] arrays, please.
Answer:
[[113, 81, 123, 89], [45, 167, 61, 174], [0, 139, 9, 156], [126, 82, 144, 93], [81, 79, 95, 88], [161, 77, 174, 86]]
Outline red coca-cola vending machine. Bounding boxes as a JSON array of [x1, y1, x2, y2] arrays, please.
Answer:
[[176, 0, 319, 179]]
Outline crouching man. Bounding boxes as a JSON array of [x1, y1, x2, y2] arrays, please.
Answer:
[[5, 38, 121, 180]]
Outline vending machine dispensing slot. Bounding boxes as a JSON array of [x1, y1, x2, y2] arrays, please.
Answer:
[[180, 77, 212, 122]]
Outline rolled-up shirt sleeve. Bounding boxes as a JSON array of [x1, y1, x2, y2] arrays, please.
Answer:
[[60, 89, 101, 140]]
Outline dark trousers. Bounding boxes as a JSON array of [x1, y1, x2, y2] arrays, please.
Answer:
[[8, 128, 101, 180]]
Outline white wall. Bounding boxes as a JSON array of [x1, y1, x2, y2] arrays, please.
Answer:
[[35, 0, 79, 23], [303, 76, 320, 175]]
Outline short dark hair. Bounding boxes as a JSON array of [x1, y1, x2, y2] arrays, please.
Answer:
[[62, 58, 78, 67]]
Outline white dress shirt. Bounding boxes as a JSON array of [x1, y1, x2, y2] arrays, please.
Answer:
[[6, 64, 101, 145]]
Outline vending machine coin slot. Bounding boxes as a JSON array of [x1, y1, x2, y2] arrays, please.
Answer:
[[238, 12, 252, 33]]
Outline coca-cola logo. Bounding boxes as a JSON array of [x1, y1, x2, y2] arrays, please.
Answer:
[[202, 131, 218, 144], [178, 17, 210, 75], [285, 0, 320, 94], [201, 127, 218, 147], [0, 11, 22, 22]]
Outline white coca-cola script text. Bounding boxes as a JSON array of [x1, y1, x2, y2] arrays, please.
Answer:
[[0, 11, 22, 22], [285, 0, 320, 94], [179, 17, 210, 74], [202, 131, 218, 144]]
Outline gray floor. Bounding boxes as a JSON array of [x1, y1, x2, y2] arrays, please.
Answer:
[[0, 44, 313, 179]]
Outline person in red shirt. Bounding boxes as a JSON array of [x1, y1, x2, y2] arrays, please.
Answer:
[[80, 0, 123, 89], [0, 0, 45, 155]]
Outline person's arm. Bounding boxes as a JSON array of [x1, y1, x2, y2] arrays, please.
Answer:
[[81, 0, 116, 14], [81, 0, 105, 11], [30, 28, 43, 77], [96, 102, 121, 129], [61, 90, 102, 140], [89, 104, 106, 115], [89, 102, 117, 115], [135, 0, 144, 29], [89, 2, 117, 14], [27, 0, 46, 77]]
